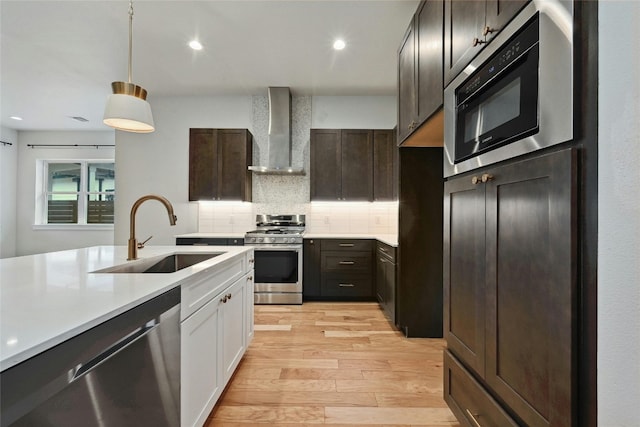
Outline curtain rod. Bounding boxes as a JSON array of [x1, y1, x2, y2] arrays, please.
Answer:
[[27, 144, 115, 149], [1, 140, 12, 146]]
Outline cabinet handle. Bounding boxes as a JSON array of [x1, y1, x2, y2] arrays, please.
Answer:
[[379, 247, 387, 253], [339, 261, 355, 265], [227, 293, 232, 300], [339, 243, 354, 247], [465, 409, 482, 427], [379, 257, 386, 263], [220, 295, 228, 303], [247, 276, 253, 281], [472, 37, 486, 47], [249, 258, 254, 263], [482, 26, 497, 37], [339, 283, 355, 287], [471, 176, 481, 185], [481, 173, 494, 183]]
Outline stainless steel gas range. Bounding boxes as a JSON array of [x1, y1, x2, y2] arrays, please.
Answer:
[[244, 214, 305, 304]]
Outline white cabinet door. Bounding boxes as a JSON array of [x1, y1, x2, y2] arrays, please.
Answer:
[[181, 296, 222, 427], [245, 273, 254, 343], [220, 275, 247, 384]]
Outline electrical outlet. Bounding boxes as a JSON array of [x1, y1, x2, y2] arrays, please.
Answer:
[[375, 215, 381, 225], [324, 216, 330, 224]]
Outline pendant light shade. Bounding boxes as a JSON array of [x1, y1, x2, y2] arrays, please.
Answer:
[[103, 1, 154, 133], [104, 83, 154, 133]]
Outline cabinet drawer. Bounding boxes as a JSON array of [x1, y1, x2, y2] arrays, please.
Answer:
[[320, 239, 373, 252], [181, 257, 245, 321], [444, 350, 518, 427], [376, 242, 396, 263], [322, 251, 372, 272], [321, 275, 373, 297]]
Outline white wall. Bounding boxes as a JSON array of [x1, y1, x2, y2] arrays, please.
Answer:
[[114, 96, 252, 246], [598, 2, 640, 425], [0, 126, 18, 258], [16, 131, 115, 256], [312, 96, 396, 129]]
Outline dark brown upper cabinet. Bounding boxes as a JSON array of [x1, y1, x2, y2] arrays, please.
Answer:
[[397, 0, 444, 145], [188, 128, 252, 201], [311, 129, 395, 202], [444, 0, 529, 86], [373, 130, 398, 201]]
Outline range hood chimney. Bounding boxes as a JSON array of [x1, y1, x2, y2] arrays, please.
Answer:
[[248, 87, 305, 175]]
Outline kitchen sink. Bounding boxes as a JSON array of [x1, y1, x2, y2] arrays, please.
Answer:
[[94, 253, 221, 274]]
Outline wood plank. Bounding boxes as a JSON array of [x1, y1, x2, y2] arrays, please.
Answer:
[[210, 405, 325, 424], [324, 407, 459, 425], [336, 379, 441, 394], [227, 379, 337, 392], [219, 390, 377, 407], [280, 368, 365, 380], [375, 392, 448, 408]]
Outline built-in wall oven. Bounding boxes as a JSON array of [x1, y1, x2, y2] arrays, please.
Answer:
[[244, 215, 304, 305], [444, 0, 574, 177]]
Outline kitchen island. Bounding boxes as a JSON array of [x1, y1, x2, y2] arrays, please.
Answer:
[[0, 245, 252, 371], [1, 245, 255, 427]]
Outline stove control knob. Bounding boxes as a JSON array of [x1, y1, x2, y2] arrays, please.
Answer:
[[257, 238, 264, 243], [248, 237, 255, 243], [288, 238, 296, 243], [266, 237, 273, 243]]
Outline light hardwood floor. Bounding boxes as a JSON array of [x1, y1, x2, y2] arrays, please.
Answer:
[[205, 302, 460, 426]]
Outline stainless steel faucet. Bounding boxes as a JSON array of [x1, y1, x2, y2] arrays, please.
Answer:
[[128, 195, 177, 260]]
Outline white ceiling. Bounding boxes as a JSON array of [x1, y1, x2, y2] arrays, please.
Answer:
[[0, 0, 418, 131]]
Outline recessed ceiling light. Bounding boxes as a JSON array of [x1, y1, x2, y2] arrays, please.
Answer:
[[189, 40, 203, 51], [10, 116, 23, 121], [333, 39, 346, 50]]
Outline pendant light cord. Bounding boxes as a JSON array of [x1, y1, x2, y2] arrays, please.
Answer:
[[128, 0, 134, 84]]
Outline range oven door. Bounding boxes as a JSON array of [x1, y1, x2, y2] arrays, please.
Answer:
[[251, 245, 302, 298]]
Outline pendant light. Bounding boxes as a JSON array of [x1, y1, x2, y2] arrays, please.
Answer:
[[103, 0, 154, 133]]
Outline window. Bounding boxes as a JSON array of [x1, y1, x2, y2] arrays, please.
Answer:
[[43, 161, 115, 225]]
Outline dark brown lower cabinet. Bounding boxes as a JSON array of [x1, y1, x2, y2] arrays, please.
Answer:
[[444, 148, 577, 427], [376, 242, 396, 324], [303, 238, 374, 301]]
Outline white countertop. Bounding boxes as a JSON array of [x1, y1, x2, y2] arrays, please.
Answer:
[[304, 233, 398, 247], [0, 245, 251, 371]]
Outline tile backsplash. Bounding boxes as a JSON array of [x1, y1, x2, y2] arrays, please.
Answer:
[[198, 201, 398, 235]]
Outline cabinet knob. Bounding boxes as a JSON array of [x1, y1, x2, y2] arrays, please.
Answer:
[[227, 293, 232, 300], [247, 276, 253, 281], [483, 26, 496, 37], [481, 173, 494, 183], [472, 37, 486, 47], [471, 176, 481, 185]]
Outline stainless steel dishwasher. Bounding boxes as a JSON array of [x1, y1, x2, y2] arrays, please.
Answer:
[[1, 287, 181, 427]]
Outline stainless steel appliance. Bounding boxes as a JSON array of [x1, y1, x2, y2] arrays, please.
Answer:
[[444, 0, 574, 177], [245, 214, 304, 304], [1, 288, 181, 427]]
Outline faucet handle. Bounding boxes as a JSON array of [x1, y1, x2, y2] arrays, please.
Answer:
[[137, 235, 153, 249]]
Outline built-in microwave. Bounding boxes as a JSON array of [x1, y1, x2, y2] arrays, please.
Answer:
[[444, 0, 573, 177]]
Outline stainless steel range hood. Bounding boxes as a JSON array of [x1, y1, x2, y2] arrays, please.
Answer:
[[248, 87, 305, 175]]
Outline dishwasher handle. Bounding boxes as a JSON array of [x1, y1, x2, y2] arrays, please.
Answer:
[[69, 318, 159, 383]]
